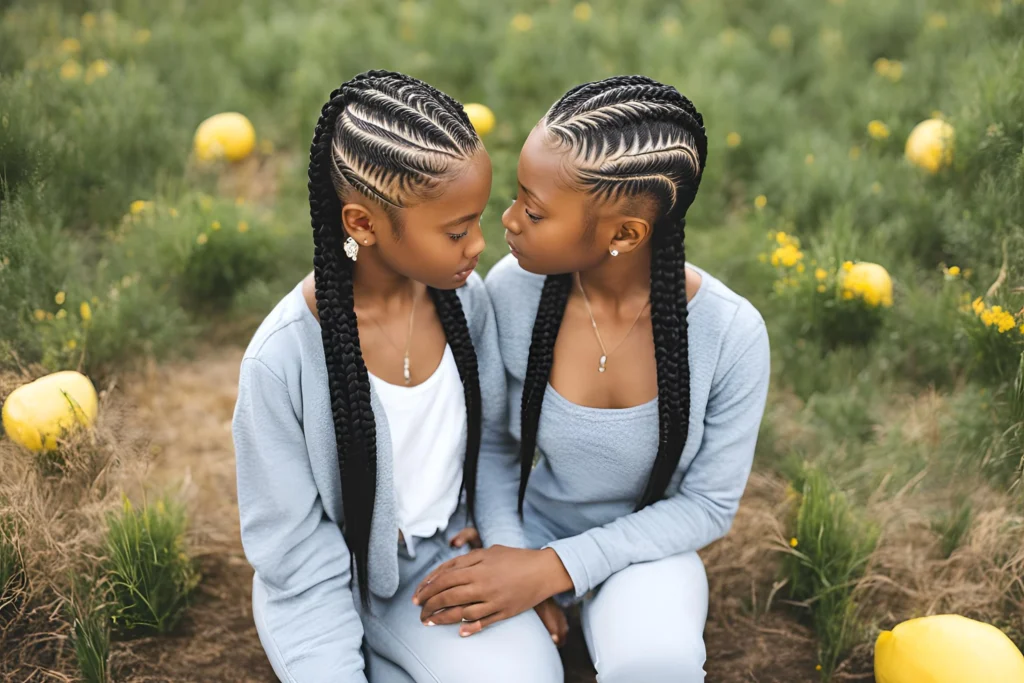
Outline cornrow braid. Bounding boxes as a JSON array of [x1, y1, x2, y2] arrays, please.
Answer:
[[308, 70, 483, 607], [518, 76, 708, 513]]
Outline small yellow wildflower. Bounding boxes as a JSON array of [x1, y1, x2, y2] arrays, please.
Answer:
[[130, 199, 150, 215], [237, 220, 250, 233], [33, 309, 47, 322], [805, 154, 815, 165], [1019, 324, 1024, 335], [817, 284, 827, 293], [134, 29, 152, 45], [199, 194, 214, 212], [789, 537, 799, 548], [849, 146, 862, 160], [972, 297, 985, 315], [66, 339, 78, 350], [61, 38, 81, 54], [46, 312, 55, 321], [873, 58, 891, 77], [211, 220, 221, 231], [84, 59, 111, 84], [55, 291, 66, 305], [796, 263, 805, 273], [868, 120, 890, 140], [169, 208, 179, 218], [768, 25, 793, 51], [842, 290, 854, 300], [816, 665, 823, 672], [80, 302, 92, 321], [871, 181, 882, 195], [754, 194, 768, 210], [886, 60, 903, 82], [815, 268, 828, 281], [771, 244, 803, 268], [945, 265, 961, 278], [56, 309, 68, 320], [511, 13, 534, 32], [726, 132, 742, 148], [573, 3, 592, 22], [196, 233, 209, 245], [235, 196, 245, 206], [661, 18, 681, 37], [60, 60, 82, 81], [81, 13, 97, 29], [926, 12, 948, 30]]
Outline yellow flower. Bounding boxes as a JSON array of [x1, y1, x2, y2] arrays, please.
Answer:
[[817, 284, 827, 293], [945, 265, 961, 278], [754, 194, 768, 210], [134, 29, 152, 45], [849, 146, 862, 160], [873, 58, 891, 77], [129, 199, 151, 215], [237, 220, 250, 233], [511, 13, 534, 32], [771, 244, 803, 268], [815, 268, 828, 281], [56, 309, 68, 320], [796, 263, 805, 273], [805, 154, 815, 165], [768, 25, 793, 51], [199, 194, 214, 212], [61, 38, 81, 54], [60, 60, 82, 81], [1019, 324, 1024, 335], [868, 120, 890, 140], [65, 339, 78, 350], [121, 275, 133, 288], [886, 61, 903, 82], [80, 302, 92, 321], [842, 290, 854, 300], [81, 13, 97, 29], [573, 3, 592, 22], [871, 181, 883, 195], [926, 12, 948, 29], [211, 220, 221, 231], [235, 196, 245, 206], [84, 59, 111, 84], [196, 233, 209, 245], [972, 297, 985, 315], [33, 309, 46, 321], [661, 17, 681, 37], [816, 664, 822, 671], [789, 537, 799, 548], [726, 132, 742, 148], [46, 312, 55, 321], [168, 208, 179, 218], [55, 291, 66, 305]]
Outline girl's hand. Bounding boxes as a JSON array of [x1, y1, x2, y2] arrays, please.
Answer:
[[412, 546, 573, 636], [449, 527, 482, 549], [534, 597, 569, 647]]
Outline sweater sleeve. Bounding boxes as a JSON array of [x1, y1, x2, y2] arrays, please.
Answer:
[[546, 322, 771, 598], [233, 358, 368, 683], [462, 275, 528, 550]]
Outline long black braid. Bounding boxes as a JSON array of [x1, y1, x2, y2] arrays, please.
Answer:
[[308, 70, 483, 606], [517, 75, 708, 513]]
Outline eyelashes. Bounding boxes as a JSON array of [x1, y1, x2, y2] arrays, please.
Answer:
[[510, 195, 542, 223]]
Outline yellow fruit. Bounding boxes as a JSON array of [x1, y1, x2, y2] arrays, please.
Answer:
[[875, 615, 1024, 683], [842, 262, 893, 307], [193, 112, 256, 163], [2, 371, 98, 452], [905, 118, 954, 173], [463, 103, 496, 137]]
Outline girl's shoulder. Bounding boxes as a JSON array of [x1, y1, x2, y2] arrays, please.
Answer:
[[241, 282, 320, 384], [686, 265, 768, 369]]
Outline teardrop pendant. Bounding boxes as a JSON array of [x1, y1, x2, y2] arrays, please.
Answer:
[[403, 354, 411, 385], [598, 355, 607, 373]]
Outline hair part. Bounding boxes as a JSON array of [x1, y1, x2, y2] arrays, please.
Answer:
[[308, 70, 483, 607], [518, 75, 707, 514]]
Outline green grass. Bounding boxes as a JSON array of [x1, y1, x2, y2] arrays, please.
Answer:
[[932, 495, 974, 559], [68, 575, 111, 683], [103, 495, 199, 636]]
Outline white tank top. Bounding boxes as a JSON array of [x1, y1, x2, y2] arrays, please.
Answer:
[[368, 345, 466, 555]]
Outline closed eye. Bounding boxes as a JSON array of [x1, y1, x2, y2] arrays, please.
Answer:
[[525, 209, 542, 223], [448, 229, 469, 241]]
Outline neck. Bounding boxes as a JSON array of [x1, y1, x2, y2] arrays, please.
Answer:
[[350, 245, 421, 308], [577, 243, 652, 303]]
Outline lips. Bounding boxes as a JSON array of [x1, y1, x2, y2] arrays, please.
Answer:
[[454, 258, 478, 280], [506, 240, 521, 258]]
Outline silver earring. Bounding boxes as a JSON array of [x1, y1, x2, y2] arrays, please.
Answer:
[[610, 249, 619, 257], [343, 236, 359, 262]]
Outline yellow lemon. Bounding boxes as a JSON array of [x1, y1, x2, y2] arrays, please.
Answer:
[[193, 112, 256, 163], [463, 103, 496, 137], [905, 118, 954, 173], [2, 371, 98, 452], [842, 262, 893, 308], [875, 615, 1024, 683]]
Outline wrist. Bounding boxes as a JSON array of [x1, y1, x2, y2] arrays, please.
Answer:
[[538, 548, 574, 597]]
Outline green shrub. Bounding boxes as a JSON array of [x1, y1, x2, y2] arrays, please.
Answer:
[[103, 495, 199, 636]]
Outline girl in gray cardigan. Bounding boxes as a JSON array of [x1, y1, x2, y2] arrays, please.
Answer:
[[413, 76, 771, 683], [232, 71, 561, 683]]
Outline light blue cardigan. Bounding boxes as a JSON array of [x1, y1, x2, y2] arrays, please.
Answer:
[[232, 273, 525, 682]]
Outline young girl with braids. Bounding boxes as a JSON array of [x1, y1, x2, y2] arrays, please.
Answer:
[[232, 71, 562, 683], [412, 76, 771, 681]]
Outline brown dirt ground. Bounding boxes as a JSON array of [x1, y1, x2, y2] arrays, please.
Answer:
[[103, 346, 827, 683]]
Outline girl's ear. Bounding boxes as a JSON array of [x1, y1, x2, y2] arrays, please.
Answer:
[[342, 203, 378, 246], [608, 218, 650, 256]]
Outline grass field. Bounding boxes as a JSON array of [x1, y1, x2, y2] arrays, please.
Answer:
[[2, 0, 1024, 680]]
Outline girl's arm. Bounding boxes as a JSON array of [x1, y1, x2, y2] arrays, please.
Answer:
[[234, 357, 368, 683], [545, 321, 771, 597], [461, 273, 528, 550]]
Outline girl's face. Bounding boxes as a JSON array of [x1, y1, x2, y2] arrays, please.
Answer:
[[502, 127, 633, 276], [346, 150, 492, 289]]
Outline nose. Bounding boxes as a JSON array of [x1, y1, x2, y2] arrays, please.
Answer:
[[465, 220, 486, 260], [502, 204, 521, 236]]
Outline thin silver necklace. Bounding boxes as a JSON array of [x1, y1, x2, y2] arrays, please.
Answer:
[[364, 287, 420, 385], [575, 273, 650, 374]]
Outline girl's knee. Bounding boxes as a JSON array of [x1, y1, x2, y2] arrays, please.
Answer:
[[596, 641, 706, 683]]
